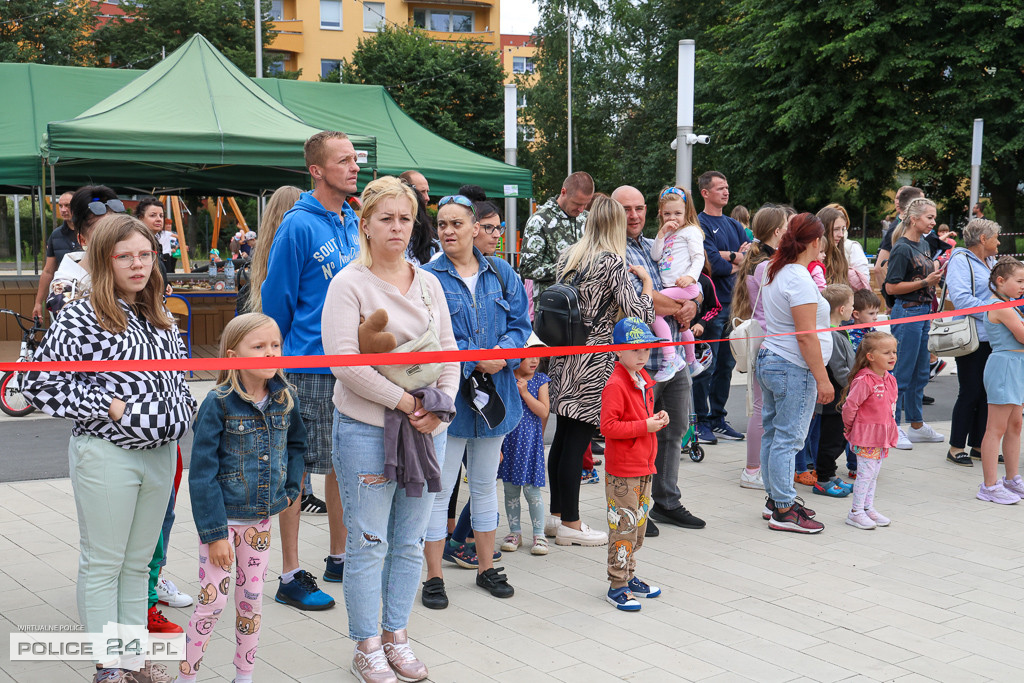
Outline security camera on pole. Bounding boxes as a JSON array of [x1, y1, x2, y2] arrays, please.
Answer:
[[673, 40, 709, 195]]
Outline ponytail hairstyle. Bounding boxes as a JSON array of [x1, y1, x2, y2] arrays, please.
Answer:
[[988, 256, 1024, 299], [766, 212, 824, 285], [892, 197, 936, 243], [657, 186, 702, 237], [817, 206, 851, 286], [731, 204, 788, 321], [838, 331, 897, 409]]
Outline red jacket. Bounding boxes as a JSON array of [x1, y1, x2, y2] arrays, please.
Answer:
[[600, 363, 658, 477]]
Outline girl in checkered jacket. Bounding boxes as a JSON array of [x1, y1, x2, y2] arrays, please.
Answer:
[[22, 214, 196, 683]]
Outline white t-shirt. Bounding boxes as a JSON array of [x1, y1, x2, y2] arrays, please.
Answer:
[[651, 224, 705, 284], [761, 263, 832, 368], [460, 269, 480, 303]]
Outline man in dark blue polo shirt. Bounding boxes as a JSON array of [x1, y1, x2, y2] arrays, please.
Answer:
[[694, 171, 750, 444]]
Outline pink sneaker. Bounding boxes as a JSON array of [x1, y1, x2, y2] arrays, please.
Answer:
[[865, 509, 890, 527], [845, 511, 877, 529], [977, 480, 1021, 505], [1003, 475, 1024, 498]]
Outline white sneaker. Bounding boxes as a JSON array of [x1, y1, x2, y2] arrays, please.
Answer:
[[739, 468, 763, 489], [156, 577, 193, 608], [906, 423, 945, 443], [555, 521, 608, 547], [544, 515, 560, 538], [895, 427, 913, 450]]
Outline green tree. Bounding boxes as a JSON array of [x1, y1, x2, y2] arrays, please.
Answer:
[[340, 25, 506, 159], [93, 0, 275, 76], [0, 0, 96, 65]]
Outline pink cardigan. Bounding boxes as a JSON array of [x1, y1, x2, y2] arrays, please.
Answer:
[[842, 368, 899, 448]]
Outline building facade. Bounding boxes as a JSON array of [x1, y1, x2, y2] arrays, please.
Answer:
[[266, 0, 501, 80]]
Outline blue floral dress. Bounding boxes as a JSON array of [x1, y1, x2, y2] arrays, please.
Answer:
[[497, 372, 550, 487]]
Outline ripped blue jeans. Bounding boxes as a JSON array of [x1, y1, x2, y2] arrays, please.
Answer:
[[332, 410, 447, 641]]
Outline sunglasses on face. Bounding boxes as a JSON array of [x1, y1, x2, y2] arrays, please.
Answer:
[[660, 187, 686, 201], [87, 199, 127, 216]]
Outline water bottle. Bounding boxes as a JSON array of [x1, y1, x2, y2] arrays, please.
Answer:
[[208, 259, 217, 288], [224, 259, 235, 289]]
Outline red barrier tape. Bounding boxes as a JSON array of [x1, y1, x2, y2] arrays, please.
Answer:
[[1, 298, 1019, 373]]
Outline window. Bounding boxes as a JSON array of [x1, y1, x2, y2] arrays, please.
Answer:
[[266, 52, 287, 75], [518, 124, 536, 142], [269, 0, 284, 21], [512, 57, 534, 74], [517, 92, 527, 108], [320, 0, 342, 29], [412, 9, 474, 32], [363, 2, 385, 32], [321, 59, 342, 79]]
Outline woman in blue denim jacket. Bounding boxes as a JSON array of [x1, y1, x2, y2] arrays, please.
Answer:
[[944, 218, 1001, 465], [184, 313, 305, 683], [421, 195, 532, 606]]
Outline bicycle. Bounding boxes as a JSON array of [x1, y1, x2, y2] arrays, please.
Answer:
[[0, 309, 46, 417]]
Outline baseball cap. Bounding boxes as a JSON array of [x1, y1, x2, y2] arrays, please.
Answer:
[[525, 332, 546, 348], [245, 230, 257, 240], [613, 317, 666, 345], [460, 370, 506, 429]]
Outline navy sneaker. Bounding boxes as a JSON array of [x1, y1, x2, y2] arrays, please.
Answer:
[[695, 422, 718, 445], [627, 577, 662, 598], [443, 540, 478, 569], [711, 418, 744, 441], [606, 586, 641, 611], [323, 556, 344, 583], [275, 570, 335, 611]]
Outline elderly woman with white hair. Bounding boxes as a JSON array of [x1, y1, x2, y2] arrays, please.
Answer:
[[944, 218, 1002, 466]]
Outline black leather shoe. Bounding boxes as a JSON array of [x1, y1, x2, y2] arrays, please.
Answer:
[[649, 503, 706, 529], [477, 567, 514, 598], [421, 577, 448, 609], [922, 395, 935, 405], [644, 519, 660, 537]]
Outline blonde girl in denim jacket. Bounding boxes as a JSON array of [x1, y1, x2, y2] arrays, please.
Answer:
[[180, 313, 305, 683]]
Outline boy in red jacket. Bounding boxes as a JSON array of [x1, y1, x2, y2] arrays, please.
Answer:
[[601, 317, 670, 611]]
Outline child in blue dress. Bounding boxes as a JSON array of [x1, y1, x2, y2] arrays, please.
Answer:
[[498, 335, 551, 556]]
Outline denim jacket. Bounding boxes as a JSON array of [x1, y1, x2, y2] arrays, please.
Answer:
[[189, 376, 306, 544], [946, 247, 996, 343], [423, 249, 532, 438]]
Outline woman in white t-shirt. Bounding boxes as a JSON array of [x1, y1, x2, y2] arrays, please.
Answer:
[[756, 213, 834, 534]]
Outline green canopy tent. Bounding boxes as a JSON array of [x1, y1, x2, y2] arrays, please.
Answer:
[[39, 34, 377, 194], [256, 79, 533, 199]]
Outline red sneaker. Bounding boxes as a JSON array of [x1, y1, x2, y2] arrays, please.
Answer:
[[147, 605, 183, 634]]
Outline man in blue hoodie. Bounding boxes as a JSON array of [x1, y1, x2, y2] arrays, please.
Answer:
[[262, 131, 361, 610]]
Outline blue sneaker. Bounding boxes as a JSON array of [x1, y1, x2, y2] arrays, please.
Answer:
[[831, 477, 853, 493], [811, 481, 849, 497], [695, 422, 718, 445], [711, 418, 744, 441], [606, 586, 642, 611], [323, 555, 344, 583], [627, 577, 662, 598], [443, 540, 478, 569], [274, 570, 335, 611]]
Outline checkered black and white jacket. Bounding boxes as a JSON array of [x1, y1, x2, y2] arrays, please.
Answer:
[[23, 298, 197, 450]]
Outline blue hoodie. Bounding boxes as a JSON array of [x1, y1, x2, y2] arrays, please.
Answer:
[[262, 191, 360, 372]]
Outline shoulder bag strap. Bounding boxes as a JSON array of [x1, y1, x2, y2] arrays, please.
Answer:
[[488, 256, 507, 295]]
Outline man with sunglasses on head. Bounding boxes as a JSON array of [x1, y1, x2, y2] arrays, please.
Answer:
[[33, 191, 80, 321], [520, 172, 595, 304], [262, 131, 361, 613]]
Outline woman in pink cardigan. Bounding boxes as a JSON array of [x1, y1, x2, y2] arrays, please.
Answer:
[[841, 332, 900, 530]]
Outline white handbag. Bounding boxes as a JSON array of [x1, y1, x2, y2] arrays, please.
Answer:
[[374, 277, 445, 391], [928, 252, 980, 358], [730, 275, 765, 374]]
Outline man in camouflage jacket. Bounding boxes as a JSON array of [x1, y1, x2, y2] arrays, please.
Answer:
[[519, 172, 595, 302]]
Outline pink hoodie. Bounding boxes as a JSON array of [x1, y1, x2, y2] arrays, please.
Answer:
[[842, 368, 899, 448]]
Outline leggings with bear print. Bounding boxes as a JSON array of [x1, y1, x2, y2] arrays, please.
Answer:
[[178, 519, 270, 681]]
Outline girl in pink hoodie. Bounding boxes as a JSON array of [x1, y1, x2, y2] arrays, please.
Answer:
[[841, 332, 900, 530]]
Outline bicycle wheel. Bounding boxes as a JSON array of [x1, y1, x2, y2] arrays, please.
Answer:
[[0, 370, 35, 417]]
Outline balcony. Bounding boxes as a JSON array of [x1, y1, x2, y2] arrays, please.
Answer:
[[404, 0, 495, 6], [420, 29, 495, 45], [268, 19, 303, 54]]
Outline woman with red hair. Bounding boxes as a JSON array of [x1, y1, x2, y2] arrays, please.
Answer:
[[755, 213, 834, 534]]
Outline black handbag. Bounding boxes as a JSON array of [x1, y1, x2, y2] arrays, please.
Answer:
[[533, 268, 613, 347]]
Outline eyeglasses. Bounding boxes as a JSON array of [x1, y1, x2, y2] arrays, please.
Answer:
[[479, 221, 505, 236], [111, 251, 157, 268], [439, 195, 474, 209], [87, 199, 126, 216], [660, 187, 686, 201]]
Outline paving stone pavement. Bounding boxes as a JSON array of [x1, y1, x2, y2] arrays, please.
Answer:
[[2, 414, 1023, 682]]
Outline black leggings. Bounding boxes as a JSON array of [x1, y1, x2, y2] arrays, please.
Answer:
[[547, 415, 595, 523], [950, 342, 992, 450]]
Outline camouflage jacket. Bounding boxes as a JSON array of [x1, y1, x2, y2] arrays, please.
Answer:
[[519, 197, 588, 300]]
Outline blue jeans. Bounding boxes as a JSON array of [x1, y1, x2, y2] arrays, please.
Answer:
[[332, 410, 446, 641], [692, 307, 735, 423], [795, 413, 821, 474], [428, 436, 502, 542], [890, 300, 931, 425], [756, 349, 817, 506]]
